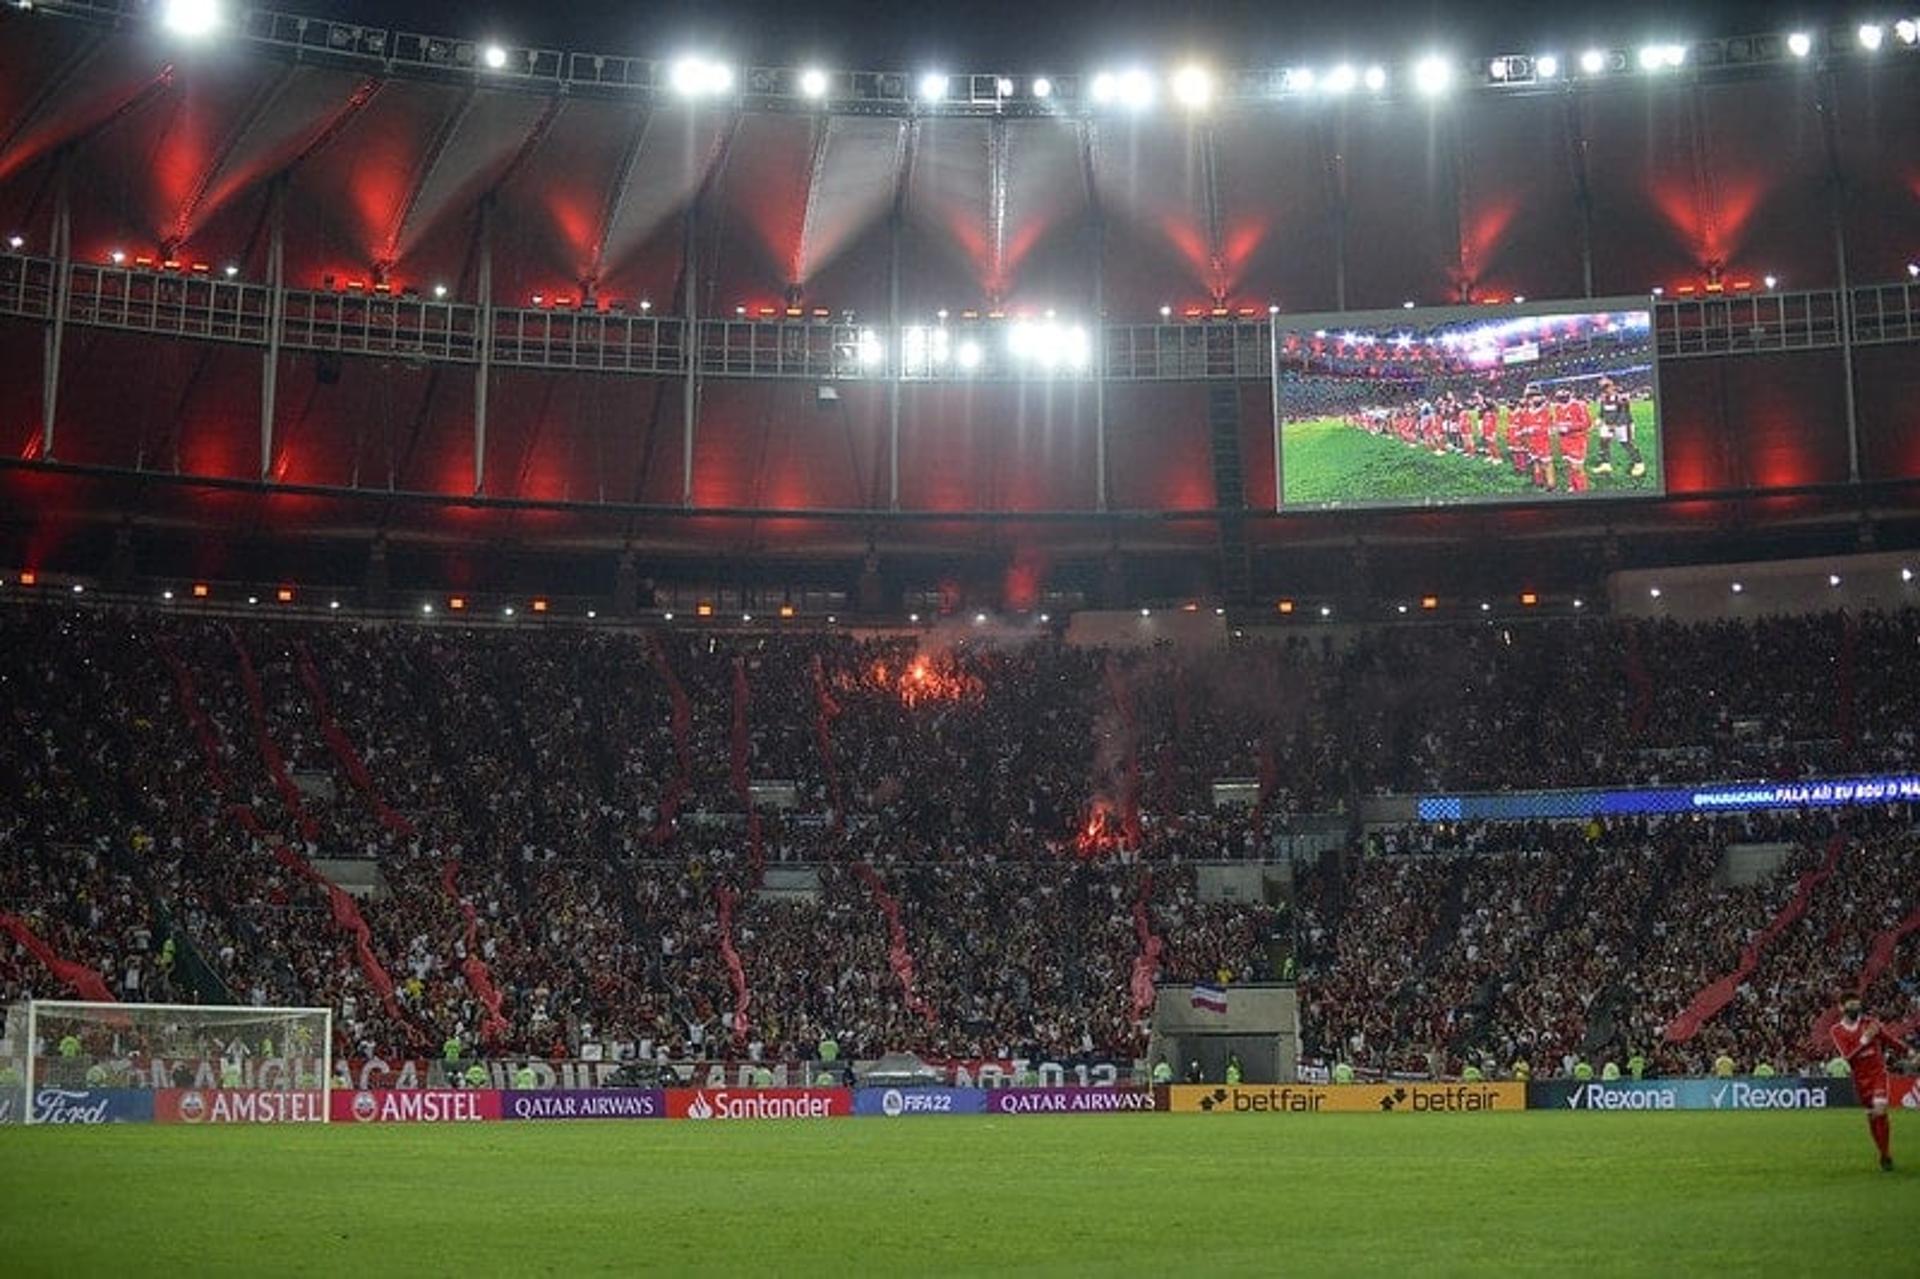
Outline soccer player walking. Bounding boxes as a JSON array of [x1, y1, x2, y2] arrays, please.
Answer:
[[1830, 997, 1913, 1171]]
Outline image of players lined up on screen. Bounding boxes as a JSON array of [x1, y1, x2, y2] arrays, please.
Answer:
[[1275, 302, 1662, 509]]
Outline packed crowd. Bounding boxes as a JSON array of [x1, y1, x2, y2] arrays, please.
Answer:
[[2, 601, 1917, 1075]]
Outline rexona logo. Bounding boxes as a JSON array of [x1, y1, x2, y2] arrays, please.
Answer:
[[328, 1089, 503, 1124], [666, 1089, 852, 1121], [1567, 1084, 1678, 1111], [1710, 1082, 1828, 1111]]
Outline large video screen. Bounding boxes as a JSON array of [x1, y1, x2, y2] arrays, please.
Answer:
[[1274, 300, 1662, 509]]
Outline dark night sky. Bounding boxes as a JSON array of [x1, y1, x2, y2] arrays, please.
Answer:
[[316, 0, 1867, 70]]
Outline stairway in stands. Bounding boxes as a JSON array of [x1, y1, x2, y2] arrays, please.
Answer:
[[1207, 386, 1252, 606]]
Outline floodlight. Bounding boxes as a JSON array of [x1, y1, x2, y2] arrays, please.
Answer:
[[1580, 48, 1608, 74], [161, 0, 223, 38], [1413, 55, 1452, 95], [109, 249, 126, 264], [858, 329, 885, 367], [1535, 54, 1560, 78], [1284, 67, 1316, 92], [1858, 23, 1884, 50], [1639, 44, 1686, 70], [433, 283, 448, 298], [223, 263, 238, 277], [1324, 64, 1358, 94], [1786, 31, 1812, 57], [1363, 64, 1388, 92], [1090, 71, 1118, 103], [482, 44, 508, 70], [1171, 64, 1214, 109], [1031, 77, 1053, 98], [799, 67, 829, 99], [995, 76, 1014, 96], [1763, 274, 1778, 289], [919, 71, 948, 102], [1898, 19, 1918, 44], [1489, 57, 1510, 81], [670, 55, 733, 97], [6, 235, 22, 249], [1159, 305, 1172, 317]]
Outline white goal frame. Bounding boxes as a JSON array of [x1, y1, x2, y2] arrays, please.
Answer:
[[20, 1000, 334, 1124]]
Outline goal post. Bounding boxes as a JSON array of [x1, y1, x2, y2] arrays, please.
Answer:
[[13, 1001, 332, 1125]]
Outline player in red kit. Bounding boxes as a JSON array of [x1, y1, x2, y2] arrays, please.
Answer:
[[1831, 998, 1913, 1171], [1551, 387, 1593, 493]]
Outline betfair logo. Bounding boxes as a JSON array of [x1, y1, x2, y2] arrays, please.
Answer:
[[1198, 1086, 1327, 1113]]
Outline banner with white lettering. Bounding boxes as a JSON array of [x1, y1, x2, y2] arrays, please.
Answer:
[[331, 1089, 503, 1123], [1528, 1077, 1852, 1111]]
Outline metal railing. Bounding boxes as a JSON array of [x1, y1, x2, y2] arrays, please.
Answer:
[[4, 252, 1918, 381]]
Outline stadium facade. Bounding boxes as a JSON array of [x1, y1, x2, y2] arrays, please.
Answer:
[[1, 2, 1918, 608]]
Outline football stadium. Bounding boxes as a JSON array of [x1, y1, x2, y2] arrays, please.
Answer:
[[2, 0, 1920, 1271]]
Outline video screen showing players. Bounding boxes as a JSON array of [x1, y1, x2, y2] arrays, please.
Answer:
[[1275, 302, 1662, 509]]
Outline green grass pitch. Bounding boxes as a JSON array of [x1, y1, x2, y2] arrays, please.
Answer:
[[2, 1112, 1913, 1274], [1282, 401, 1663, 507]]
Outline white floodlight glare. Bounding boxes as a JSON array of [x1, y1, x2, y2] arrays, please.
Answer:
[[1580, 48, 1608, 75], [1413, 55, 1452, 96], [995, 76, 1015, 96], [918, 71, 949, 102], [1324, 64, 1358, 94], [1764, 274, 1778, 290], [1535, 54, 1560, 78], [1787, 31, 1812, 58], [482, 44, 508, 70], [670, 55, 733, 97], [1898, 19, 1919, 44], [433, 283, 448, 298], [798, 67, 830, 99], [1159, 304, 1173, 317], [1171, 64, 1214, 108], [955, 339, 983, 370], [857, 329, 885, 367], [1031, 77, 1053, 98], [1489, 57, 1509, 81], [1363, 65, 1388, 92], [5, 235, 21, 249], [1284, 67, 1316, 93], [1092, 67, 1154, 109], [1639, 44, 1686, 70], [223, 263, 238, 277], [161, 0, 223, 38], [1007, 320, 1090, 371], [1858, 23, 1885, 50]]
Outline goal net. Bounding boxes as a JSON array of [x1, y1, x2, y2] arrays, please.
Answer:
[[7, 1001, 332, 1124]]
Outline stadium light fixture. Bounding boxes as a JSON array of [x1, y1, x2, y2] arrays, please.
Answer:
[[1787, 31, 1812, 58], [1171, 64, 1214, 109], [1412, 55, 1453, 96], [160, 0, 223, 38], [995, 76, 1015, 96], [799, 67, 830, 99], [7, 234, 22, 249], [1284, 67, 1316, 93], [1363, 65, 1388, 92], [433, 284, 448, 299], [1731, 582, 1744, 593], [1857, 23, 1884, 51], [1323, 64, 1359, 94], [421, 603, 434, 615], [1764, 274, 1778, 290], [1579, 48, 1608, 75], [669, 55, 734, 97], [482, 44, 508, 70], [1902, 567, 1914, 583], [1638, 44, 1686, 71], [1649, 586, 1662, 598], [109, 249, 126, 265], [1909, 263, 1919, 279], [1032, 77, 1053, 99], [858, 329, 885, 367], [918, 71, 949, 102], [223, 263, 238, 277], [1898, 19, 1919, 45], [1159, 304, 1172, 318], [956, 339, 983, 370], [1535, 53, 1560, 78], [1829, 573, 1843, 586]]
